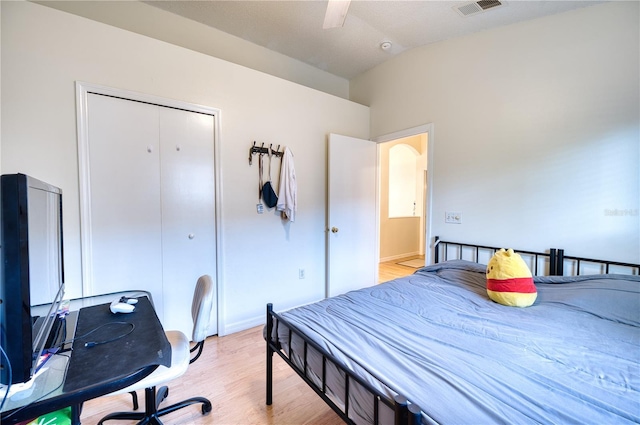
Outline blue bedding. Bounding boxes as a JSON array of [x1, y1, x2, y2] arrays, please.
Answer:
[[276, 260, 640, 424]]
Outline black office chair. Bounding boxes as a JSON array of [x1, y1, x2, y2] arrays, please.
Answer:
[[98, 275, 215, 424]]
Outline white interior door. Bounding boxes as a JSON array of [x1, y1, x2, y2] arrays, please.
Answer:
[[159, 107, 217, 336], [86, 94, 165, 320], [327, 133, 377, 297]]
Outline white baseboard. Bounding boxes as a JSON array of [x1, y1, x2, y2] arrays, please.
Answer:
[[218, 316, 264, 336], [380, 251, 422, 263], [219, 298, 324, 336]]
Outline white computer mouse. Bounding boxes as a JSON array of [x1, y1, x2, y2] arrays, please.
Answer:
[[119, 296, 138, 305], [110, 300, 135, 314]]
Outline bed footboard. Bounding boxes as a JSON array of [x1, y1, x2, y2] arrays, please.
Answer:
[[266, 303, 423, 425]]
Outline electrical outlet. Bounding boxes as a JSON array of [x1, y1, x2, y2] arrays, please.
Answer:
[[445, 211, 462, 224], [298, 269, 305, 279]]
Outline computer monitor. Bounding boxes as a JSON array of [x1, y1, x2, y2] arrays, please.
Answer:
[[0, 173, 65, 385]]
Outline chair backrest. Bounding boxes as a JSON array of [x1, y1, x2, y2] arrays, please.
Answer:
[[191, 275, 214, 343]]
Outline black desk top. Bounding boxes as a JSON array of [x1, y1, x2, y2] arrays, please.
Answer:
[[1, 296, 171, 424]]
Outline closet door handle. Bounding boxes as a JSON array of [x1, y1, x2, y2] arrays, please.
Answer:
[[331, 227, 339, 233], [188, 233, 195, 239]]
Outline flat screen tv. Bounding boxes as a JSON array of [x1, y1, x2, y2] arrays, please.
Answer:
[[0, 173, 65, 385]]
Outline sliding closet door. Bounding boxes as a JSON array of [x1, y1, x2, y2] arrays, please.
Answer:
[[159, 108, 217, 335], [87, 94, 165, 320]]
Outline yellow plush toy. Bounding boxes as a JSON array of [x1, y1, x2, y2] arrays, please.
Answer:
[[486, 248, 537, 307]]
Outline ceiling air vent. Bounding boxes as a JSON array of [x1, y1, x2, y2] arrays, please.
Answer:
[[454, 0, 503, 17]]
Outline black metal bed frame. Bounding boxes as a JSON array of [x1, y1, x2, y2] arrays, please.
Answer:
[[265, 238, 639, 425], [266, 304, 421, 425], [434, 237, 555, 276], [434, 237, 639, 276]]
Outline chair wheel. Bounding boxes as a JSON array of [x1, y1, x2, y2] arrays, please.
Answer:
[[202, 402, 212, 415], [156, 386, 169, 407]]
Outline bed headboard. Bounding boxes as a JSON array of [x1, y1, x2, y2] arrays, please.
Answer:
[[434, 237, 639, 276], [552, 249, 639, 276]]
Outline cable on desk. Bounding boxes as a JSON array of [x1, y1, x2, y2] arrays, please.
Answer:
[[71, 321, 135, 348]]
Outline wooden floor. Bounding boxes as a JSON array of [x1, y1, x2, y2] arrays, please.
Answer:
[[379, 254, 424, 283], [81, 256, 421, 424], [81, 326, 342, 425]]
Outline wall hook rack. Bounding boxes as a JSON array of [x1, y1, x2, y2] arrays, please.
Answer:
[[249, 141, 283, 165]]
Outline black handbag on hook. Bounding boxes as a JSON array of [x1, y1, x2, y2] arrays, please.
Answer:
[[263, 181, 277, 208], [261, 147, 278, 208]]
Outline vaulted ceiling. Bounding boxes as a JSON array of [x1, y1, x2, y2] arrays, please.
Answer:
[[38, 1, 603, 80]]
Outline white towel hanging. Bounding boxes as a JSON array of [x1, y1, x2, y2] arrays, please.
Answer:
[[276, 147, 297, 222]]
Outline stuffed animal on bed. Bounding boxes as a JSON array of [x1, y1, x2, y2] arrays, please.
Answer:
[[486, 248, 537, 307]]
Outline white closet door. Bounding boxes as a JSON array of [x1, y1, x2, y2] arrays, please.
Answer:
[[86, 94, 165, 320], [159, 108, 217, 336]]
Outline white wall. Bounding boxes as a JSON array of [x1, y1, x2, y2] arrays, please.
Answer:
[[33, 1, 350, 99], [1, 1, 369, 334], [351, 2, 639, 264]]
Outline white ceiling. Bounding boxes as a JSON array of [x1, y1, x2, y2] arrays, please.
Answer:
[[39, 0, 604, 80]]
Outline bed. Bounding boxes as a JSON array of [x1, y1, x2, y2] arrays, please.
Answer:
[[265, 239, 640, 424]]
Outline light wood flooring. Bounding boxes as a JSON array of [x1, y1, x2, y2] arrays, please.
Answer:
[[379, 255, 424, 283], [80, 256, 421, 424], [81, 326, 342, 425]]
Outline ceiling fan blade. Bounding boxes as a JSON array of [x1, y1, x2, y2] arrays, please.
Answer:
[[323, 0, 351, 29]]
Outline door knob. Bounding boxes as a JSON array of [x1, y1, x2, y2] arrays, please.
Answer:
[[331, 227, 339, 233]]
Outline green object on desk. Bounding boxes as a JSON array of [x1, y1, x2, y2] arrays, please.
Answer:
[[20, 407, 71, 425]]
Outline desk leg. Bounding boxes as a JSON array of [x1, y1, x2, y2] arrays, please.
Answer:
[[71, 403, 82, 425]]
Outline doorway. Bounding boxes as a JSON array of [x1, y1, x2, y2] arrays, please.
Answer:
[[374, 125, 433, 283]]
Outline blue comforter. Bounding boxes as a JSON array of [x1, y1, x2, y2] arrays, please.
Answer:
[[277, 260, 640, 424]]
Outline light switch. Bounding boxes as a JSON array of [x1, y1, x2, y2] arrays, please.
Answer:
[[445, 211, 462, 224]]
